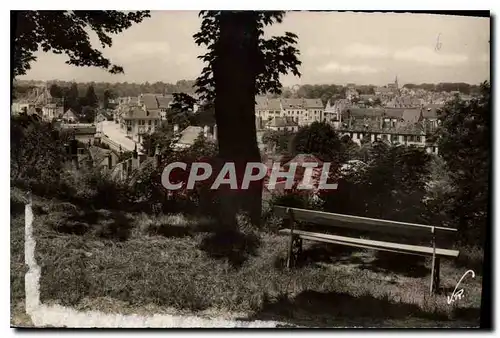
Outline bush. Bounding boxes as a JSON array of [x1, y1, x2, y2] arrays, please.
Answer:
[[69, 168, 132, 209], [268, 189, 321, 210], [455, 245, 484, 275], [11, 115, 66, 196], [321, 143, 431, 223]]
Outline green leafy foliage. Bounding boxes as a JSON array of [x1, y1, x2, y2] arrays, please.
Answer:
[[403, 82, 481, 94], [11, 114, 66, 195], [14, 79, 196, 101], [291, 122, 348, 166], [102, 89, 115, 109], [140, 122, 175, 157], [194, 11, 301, 102], [192, 11, 302, 225], [296, 84, 346, 104], [262, 129, 294, 153], [64, 82, 80, 112], [85, 84, 99, 108], [12, 10, 150, 77], [321, 142, 432, 224], [436, 81, 490, 245]]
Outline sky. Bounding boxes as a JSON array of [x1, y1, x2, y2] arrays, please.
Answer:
[[19, 11, 490, 86]]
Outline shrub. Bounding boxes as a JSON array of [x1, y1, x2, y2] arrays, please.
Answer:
[[268, 189, 320, 210], [11, 115, 65, 194]]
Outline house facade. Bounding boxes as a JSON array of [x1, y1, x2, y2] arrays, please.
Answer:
[[117, 93, 173, 143], [265, 116, 299, 132], [255, 97, 324, 130], [61, 108, 80, 123]]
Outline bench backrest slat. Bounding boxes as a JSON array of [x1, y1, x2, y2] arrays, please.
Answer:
[[273, 206, 457, 238]]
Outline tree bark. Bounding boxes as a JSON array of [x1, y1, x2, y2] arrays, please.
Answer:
[[213, 12, 262, 229]]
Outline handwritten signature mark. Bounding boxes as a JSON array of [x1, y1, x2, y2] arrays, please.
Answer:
[[447, 270, 475, 305], [435, 33, 442, 51]]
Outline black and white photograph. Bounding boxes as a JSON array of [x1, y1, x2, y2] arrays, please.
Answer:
[[9, 8, 491, 329]]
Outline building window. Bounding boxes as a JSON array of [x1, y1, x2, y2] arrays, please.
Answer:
[[391, 134, 398, 142]]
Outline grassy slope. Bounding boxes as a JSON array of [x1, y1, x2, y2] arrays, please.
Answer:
[[11, 188, 483, 328]]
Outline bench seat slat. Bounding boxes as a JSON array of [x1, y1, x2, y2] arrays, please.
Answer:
[[279, 229, 459, 258], [274, 206, 457, 238]]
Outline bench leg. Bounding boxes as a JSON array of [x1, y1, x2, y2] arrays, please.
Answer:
[[291, 236, 303, 266], [430, 257, 441, 295], [287, 235, 302, 269]]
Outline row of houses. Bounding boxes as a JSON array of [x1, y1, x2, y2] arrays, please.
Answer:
[[11, 84, 117, 124], [11, 85, 64, 120], [258, 95, 443, 154]]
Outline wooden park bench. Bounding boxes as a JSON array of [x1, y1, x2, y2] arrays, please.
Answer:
[[274, 206, 460, 295]]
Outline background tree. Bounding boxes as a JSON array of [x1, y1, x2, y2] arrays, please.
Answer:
[[194, 11, 301, 227], [422, 156, 456, 227], [321, 143, 431, 223], [291, 122, 348, 166], [81, 106, 96, 123], [189, 103, 216, 127], [262, 129, 295, 154], [171, 92, 197, 112], [437, 81, 490, 245], [11, 115, 65, 195], [165, 92, 198, 130], [49, 83, 64, 98], [141, 122, 175, 157], [12, 11, 150, 78], [103, 89, 115, 110], [85, 84, 99, 108], [64, 82, 80, 112]]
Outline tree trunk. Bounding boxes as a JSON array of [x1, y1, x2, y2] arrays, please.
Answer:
[[213, 12, 262, 229]]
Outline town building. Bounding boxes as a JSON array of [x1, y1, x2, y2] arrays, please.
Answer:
[[58, 123, 97, 144], [12, 85, 63, 120], [265, 116, 299, 132], [61, 108, 80, 123], [95, 110, 113, 123], [334, 105, 440, 154], [117, 93, 174, 143], [255, 97, 324, 130], [173, 124, 217, 150], [323, 99, 348, 127]]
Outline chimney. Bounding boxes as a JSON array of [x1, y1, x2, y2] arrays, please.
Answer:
[[173, 124, 179, 134], [213, 124, 218, 141], [203, 125, 209, 138]]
